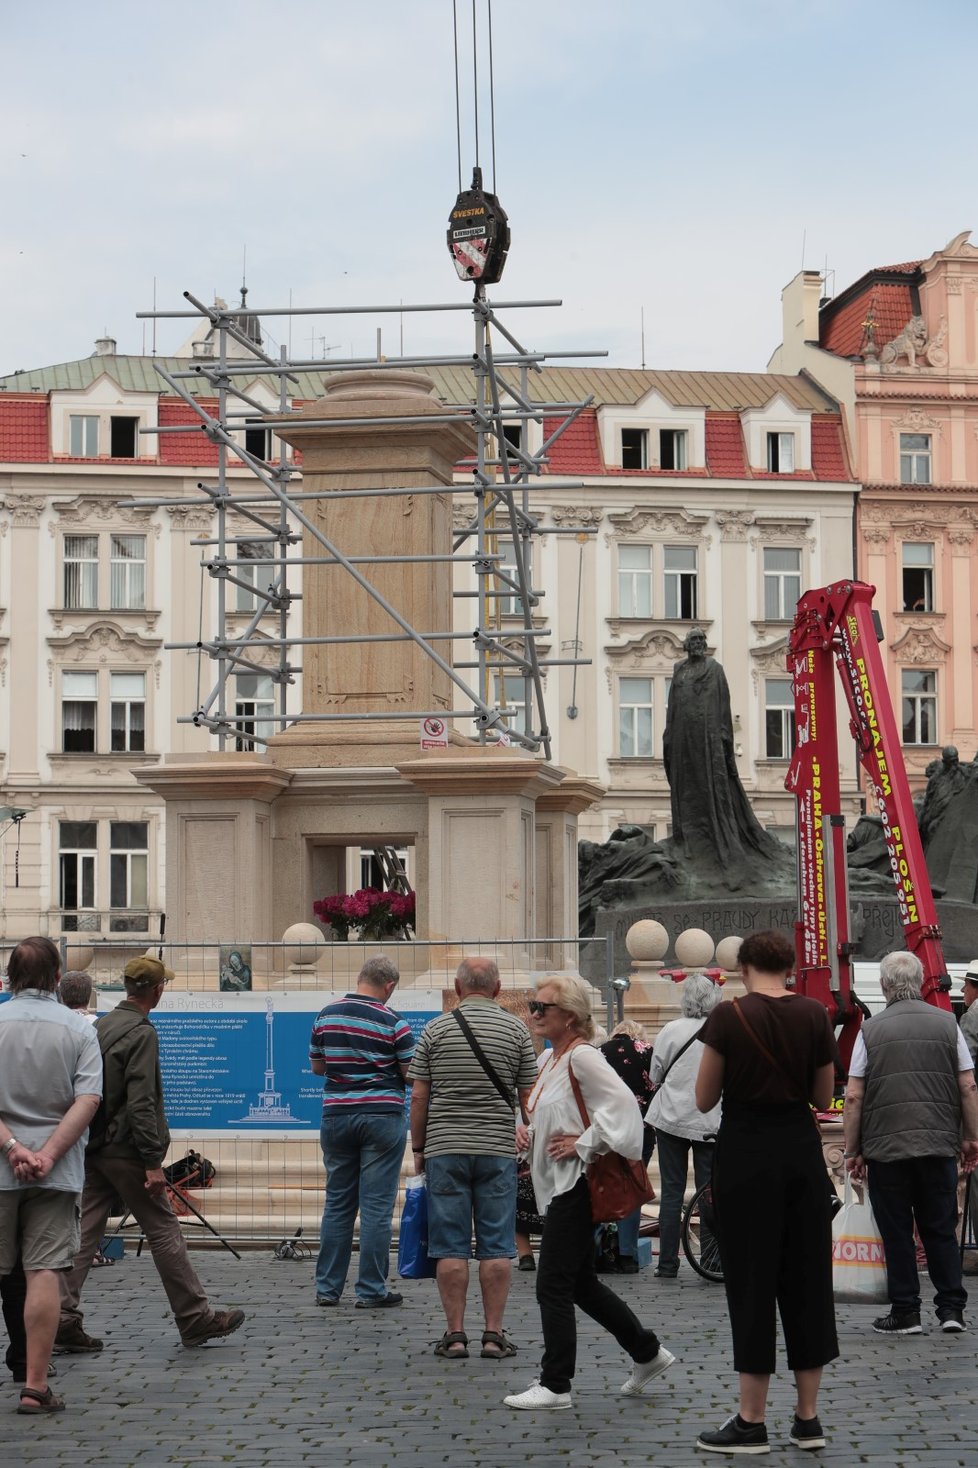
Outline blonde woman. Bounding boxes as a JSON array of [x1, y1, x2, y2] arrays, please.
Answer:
[[504, 975, 674, 1411]]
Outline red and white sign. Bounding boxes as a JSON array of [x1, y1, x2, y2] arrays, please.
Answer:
[[420, 717, 449, 750]]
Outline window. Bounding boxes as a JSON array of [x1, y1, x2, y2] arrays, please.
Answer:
[[59, 821, 97, 929], [765, 679, 796, 759], [490, 539, 525, 617], [109, 416, 138, 457], [110, 673, 145, 752], [618, 545, 652, 617], [245, 421, 273, 461], [899, 433, 931, 486], [493, 671, 529, 737], [902, 542, 934, 612], [766, 432, 795, 472], [110, 535, 146, 609], [109, 821, 148, 931], [64, 535, 99, 609], [763, 547, 802, 621], [62, 671, 97, 752], [69, 415, 98, 457], [664, 545, 697, 619], [659, 429, 687, 471], [236, 541, 276, 613], [235, 673, 275, 751], [621, 428, 648, 470], [902, 669, 937, 745], [619, 677, 653, 758]]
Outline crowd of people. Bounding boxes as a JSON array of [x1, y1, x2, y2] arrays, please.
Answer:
[[4, 929, 978, 1454]]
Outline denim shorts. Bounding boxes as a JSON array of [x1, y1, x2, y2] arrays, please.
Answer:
[[425, 1153, 517, 1260]]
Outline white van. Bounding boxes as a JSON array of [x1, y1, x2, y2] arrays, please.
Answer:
[[851, 960, 971, 1018]]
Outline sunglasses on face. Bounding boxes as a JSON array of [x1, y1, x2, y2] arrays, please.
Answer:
[[528, 1000, 560, 1016]]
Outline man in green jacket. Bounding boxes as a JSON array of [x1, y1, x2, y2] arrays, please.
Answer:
[[56, 957, 244, 1351]]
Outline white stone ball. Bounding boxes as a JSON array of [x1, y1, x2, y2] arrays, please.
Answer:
[[625, 919, 669, 963], [715, 935, 744, 973], [282, 923, 325, 968], [674, 928, 715, 970], [63, 943, 95, 971]]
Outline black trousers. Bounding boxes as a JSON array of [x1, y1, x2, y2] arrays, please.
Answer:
[[868, 1155, 966, 1314], [1, 1256, 27, 1378], [536, 1177, 660, 1394], [713, 1103, 838, 1375]]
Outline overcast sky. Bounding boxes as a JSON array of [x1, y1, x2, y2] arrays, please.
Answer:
[[2, 0, 976, 379]]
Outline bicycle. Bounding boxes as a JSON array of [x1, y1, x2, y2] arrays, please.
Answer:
[[680, 1179, 723, 1282]]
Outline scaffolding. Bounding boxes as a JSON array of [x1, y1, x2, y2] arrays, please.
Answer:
[[128, 288, 604, 759]]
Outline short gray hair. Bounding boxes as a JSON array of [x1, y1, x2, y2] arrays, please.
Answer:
[[59, 970, 93, 1011], [535, 973, 595, 1041], [358, 956, 399, 989], [880, 950, 924, 1004], [680, 973, 722, 1019], [456, 956, 500, 994]]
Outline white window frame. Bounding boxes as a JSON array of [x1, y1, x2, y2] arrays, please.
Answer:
[[64, 535, 100, 610], [69, 415, 99, 458], [61, 670, 98, 752], [59, 820, 98, 927], [901, 541, 934, 612], [63, 530, 151, 611], [110, 534, 147, 610], [109, 821, 149, 930], [618, 676, 654, 758], [621, 428, 649, 470], [899, 433, 932, 486], [763, 546, 802, 621], [489, 538, 526, 618], [663, 545, 697, 620], [110, 672, 146, 753], [766, 431, 796, 472], [235, 541, 277, 613], [658, 428, 688, 471], [60, 667, 151, 755], [234, 673, 276, 751], [901, 668, 937, 746], [618, 544, 653, 618], [764, 678, 796, 759]]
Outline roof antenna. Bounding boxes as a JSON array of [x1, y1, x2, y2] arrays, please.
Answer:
[[640, 306, 646, 370], [152, 277, 157, 356], [801, 229, 806, 270]]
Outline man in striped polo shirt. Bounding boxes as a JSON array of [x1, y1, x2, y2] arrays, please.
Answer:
[[309, 956, 414, 1308], [409, 957, 537, 1359]]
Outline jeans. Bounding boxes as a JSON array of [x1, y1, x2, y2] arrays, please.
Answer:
[[316, 1110, 406, 1303], [654, 1130, 714, 1271], [867, 1155, 967, 1314], [616, 1126, 658, 1262], [536, 1178, 660, 1394], [425, 1153, 516, 1260]]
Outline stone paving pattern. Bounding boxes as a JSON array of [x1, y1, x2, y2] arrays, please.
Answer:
[[7, 1251, 975, 1467]]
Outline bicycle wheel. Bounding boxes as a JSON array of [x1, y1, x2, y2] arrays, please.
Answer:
[[680, 1180, 723, 1282]]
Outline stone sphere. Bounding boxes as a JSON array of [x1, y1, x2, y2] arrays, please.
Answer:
[[62, 943, 94, 971], [282, 923, 325, 968], [625, 919, 669, 963], [715, 935, 744, 973], [674, 928, 715, 970]]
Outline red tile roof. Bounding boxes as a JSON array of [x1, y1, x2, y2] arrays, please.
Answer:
[[542, 411, 605, 474], [810, 415, 851, 480], [875, 260, 924, 274], [820, 281, 915, 358], [705, 413, 749, 477], [0, 397, 48, 461], [158, 398, 221, 466]]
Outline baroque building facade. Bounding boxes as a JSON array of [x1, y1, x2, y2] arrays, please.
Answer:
[[771, 230, 978, 787], [0, 331, 859, 935]]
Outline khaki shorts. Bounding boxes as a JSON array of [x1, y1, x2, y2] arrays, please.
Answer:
[[0, 1188, 81, 1272]]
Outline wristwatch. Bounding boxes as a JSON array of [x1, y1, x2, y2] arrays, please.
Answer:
[[1, 1138, 17, 1156]]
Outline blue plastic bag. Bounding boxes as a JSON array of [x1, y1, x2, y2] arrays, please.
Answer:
[[398, 1175, 438, 1279]]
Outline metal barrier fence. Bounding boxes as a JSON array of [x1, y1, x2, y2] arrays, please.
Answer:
[[2, 934, 616, 1245]]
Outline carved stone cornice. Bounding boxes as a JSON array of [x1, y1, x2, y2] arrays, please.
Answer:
[[891, 406, 943, 435], [550, 505, 603, 528], [606, 506, 709, 540], [749, 638, 790, 686], [49, 607, 161, 635], [861, 525, 892, 547], [890, 626, 951, 662], [452, 504, 475, 532], [166, 505, 215, 532], [948, 523, 976, 549], [3, 494, 44, 527], [604, 627, 689, 667], [715, 510, 753, 542], [750, 515, 813, 544], [52, 494, 156, 528], [47, 620, 163, 661]]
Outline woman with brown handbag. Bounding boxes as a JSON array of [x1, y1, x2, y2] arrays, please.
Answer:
[[503, 974, 674, 1412]]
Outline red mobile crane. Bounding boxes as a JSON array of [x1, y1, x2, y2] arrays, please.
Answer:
[[785, 580, 951, 1069]]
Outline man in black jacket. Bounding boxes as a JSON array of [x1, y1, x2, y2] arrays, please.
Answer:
[[56, 957, 244, 1351]]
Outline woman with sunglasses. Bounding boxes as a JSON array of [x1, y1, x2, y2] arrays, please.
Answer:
[[504, 975, 674, 1411]]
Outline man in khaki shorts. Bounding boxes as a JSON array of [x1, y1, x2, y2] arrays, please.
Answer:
[[0, 937, 102, 1413]]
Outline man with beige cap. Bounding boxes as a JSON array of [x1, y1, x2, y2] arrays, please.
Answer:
[[57, 956, 244, 1351]]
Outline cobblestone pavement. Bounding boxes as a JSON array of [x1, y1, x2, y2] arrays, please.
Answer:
[[6, 1251, 974, 1467]]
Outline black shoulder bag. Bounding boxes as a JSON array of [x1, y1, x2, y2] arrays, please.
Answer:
[[451, 1007, 528, 1125]]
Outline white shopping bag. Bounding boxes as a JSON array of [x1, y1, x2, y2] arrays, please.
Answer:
[[831, 1175, 888, 1304]]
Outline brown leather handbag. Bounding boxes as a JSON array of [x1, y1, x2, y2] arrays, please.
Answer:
[[568, 1059, 655, 1224]]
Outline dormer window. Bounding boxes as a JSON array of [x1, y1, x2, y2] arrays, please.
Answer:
[[109, 417, 138, 457], [766, 432, 795, 472], [621, 428, 648, 470], [659, 429, 687, 471], [69, 416, 99, 457]]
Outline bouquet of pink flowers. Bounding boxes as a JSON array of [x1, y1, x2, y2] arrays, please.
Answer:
[[313, 888, 416, 942]]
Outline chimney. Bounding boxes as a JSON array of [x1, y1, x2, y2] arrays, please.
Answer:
[[780, 271, 824, 349], [93, 336, 117, 357]]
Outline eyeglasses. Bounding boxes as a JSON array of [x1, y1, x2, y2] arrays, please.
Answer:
[[528, 1000, 560, 1016]]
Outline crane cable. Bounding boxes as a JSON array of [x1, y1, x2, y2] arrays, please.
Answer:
[[452, 0, 499, 192]]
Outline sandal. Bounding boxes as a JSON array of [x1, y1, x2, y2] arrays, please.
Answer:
[[17, 1385, 66, 1414], [433, 1331, 469, 1359], [480, 1329, 518, 1359]]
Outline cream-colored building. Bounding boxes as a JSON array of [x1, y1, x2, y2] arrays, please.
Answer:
[[0, 332, 860, 937]]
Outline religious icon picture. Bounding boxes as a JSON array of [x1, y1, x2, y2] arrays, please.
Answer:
[[219, 944, 253, 992]]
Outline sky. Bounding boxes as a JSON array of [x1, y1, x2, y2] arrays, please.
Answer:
[[2, 0, 977, 379]]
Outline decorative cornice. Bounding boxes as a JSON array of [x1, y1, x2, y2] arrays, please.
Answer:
[[890, 626, 951, 662], [714, 510, 753, 542], [606, 506, 709, 540], [550, 505, 603, 528], [166, 505, 215, 532], [47, 620, 163, 660], [2, 494, 44, 527], [52, 494, 155, 528], [861, 525, 892, 547], [749, 638, 790, 684], [49, 608, 161, 635], [750, 515, 813, 544], [890, 406, 943, 435], [604, 627, 689, 664]]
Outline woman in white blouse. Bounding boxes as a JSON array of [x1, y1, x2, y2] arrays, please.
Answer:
[[504, 974, 675, 1412]]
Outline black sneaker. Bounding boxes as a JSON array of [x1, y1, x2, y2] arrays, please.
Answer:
[[872, 1309, 922, 1335], [696, 1414, 770, 1455], [789, 1414, 826, 1450], [937, 1306, 966, 1332], [354, 1291, 403, 1309]]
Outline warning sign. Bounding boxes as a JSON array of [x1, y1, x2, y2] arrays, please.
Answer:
[[420, 717, 449, 750]]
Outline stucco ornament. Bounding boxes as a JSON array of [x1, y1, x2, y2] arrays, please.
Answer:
[[880, 316, 928, 368]]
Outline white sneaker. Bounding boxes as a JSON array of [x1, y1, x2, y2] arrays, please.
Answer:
[[504, 1380, 573, 1411], [620, 1347, 676, 1396]]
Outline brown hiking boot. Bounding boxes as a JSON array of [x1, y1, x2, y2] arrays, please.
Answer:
[[181, 1308, 245, 1348], [55, 1321, 104, 1353]]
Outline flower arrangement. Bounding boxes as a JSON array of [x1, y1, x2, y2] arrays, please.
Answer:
[[313, 888, 416, 942]]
